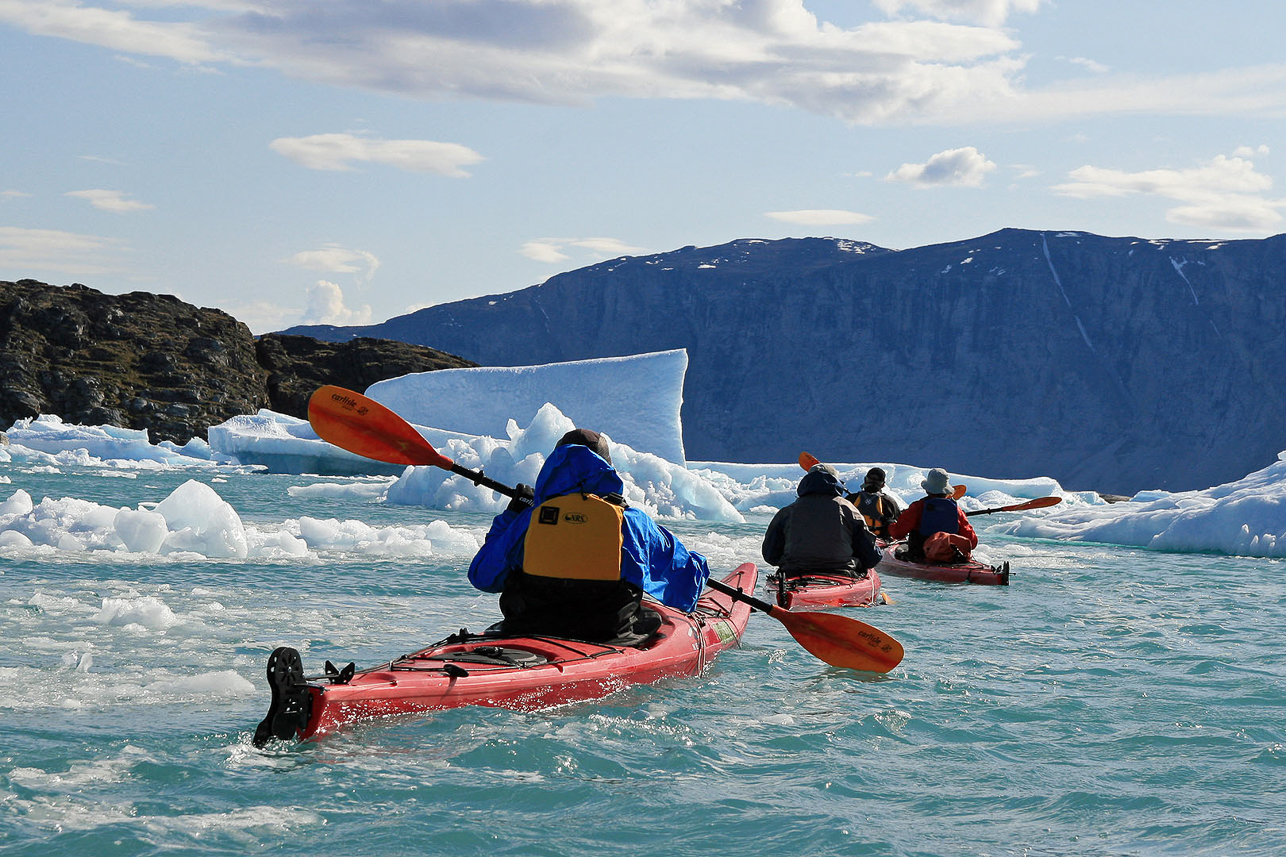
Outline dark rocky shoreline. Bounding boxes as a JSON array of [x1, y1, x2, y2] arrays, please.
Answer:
[[0, 279, 474, 444]]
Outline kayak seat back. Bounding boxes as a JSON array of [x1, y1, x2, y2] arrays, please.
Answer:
[[524, 492, 624, 581]]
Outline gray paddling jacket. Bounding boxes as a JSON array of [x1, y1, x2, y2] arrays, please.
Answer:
[[761, 467, 881, 576]]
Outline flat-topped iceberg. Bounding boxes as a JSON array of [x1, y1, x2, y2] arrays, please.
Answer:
[[366, 349, 689, 465]]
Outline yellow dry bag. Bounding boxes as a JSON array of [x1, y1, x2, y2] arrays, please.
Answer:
[[523, 492, 625, 581]]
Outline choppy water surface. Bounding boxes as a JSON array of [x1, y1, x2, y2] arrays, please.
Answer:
[[2, 468, 1283, 856]]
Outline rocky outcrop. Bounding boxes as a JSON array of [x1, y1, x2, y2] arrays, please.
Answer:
[[254, 333, 474, 419], [281, 230, 1286, 494], [0, 280, 473, 443]]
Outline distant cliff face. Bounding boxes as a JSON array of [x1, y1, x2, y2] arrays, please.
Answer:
[[0, 280, 474, 444], [281, 231, 1286, 494]]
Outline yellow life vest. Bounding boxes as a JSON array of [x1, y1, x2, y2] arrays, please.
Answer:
[[523, 492, 625, 581]]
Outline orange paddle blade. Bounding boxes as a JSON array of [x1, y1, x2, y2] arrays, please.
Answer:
[[1007, 496, 1062, 512], [307, 385, 451, 468], [772, 606, 904, 673], [798, 452, 821, 471], [952, 484, 967, 499], [965, 495, 1063, 517]]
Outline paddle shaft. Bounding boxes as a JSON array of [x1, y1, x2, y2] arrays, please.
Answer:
[[704, 576, 779, 615], [450, 461, 528, 502]]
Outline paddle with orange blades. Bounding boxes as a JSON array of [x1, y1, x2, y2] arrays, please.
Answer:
[[704, 577, 903, 672], [965, 496, 1062, 517], [310, 387, 905, 673], [307, 385, 518, 499], [799, 452, 966, 499]]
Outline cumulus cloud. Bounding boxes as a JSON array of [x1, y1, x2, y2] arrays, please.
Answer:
[[1052, 152, 1284, 232], [765, 209, 875, 226], [65, 189, 154, 213], [270, 133, 485, 175], [1234, 144, 1270, 158], [301, 281, 373, 326], [521, 237, 649, 264], [280, 244, 380, 282], [886, 146, 996, 187], [0, 226, 130, 275]]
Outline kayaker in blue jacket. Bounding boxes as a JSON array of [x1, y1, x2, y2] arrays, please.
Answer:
[[761, 463, 880, 578], [468, 428, 711, 646]]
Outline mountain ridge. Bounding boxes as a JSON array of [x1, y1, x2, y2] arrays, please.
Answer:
[[281, 228, 1286, 495]]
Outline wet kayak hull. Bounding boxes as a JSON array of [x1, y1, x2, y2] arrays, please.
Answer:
[[876, 546, 1009, 585], [254, 563, 758, 744], [765, 569, 882, 609]]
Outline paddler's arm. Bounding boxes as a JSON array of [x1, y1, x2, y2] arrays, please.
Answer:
[[623, 511, 710, 612], [467, 497, 530, 593]]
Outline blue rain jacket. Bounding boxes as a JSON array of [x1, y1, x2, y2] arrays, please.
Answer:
[[467, 444, 711, 612]]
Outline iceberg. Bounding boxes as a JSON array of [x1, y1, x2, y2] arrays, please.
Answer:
[[366, 349, 689, 465]]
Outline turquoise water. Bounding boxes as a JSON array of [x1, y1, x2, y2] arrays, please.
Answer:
[[2, 468, 1284, 856]]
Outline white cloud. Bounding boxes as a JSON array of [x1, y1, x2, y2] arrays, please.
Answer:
[[2, 189, 32, 199], [0, 0, 225, 64], [1063, 56, 1109, 74], [6, 1, 1286, 126], [270, 133, 485, 176], [521, 237, 649, 264], [65, 189, 154, 213], [0, 0, 1030, 125], [1052, 153, 1285, 233], [765, 209, 874, 226], [1234, 144, 1270, 158], [301, 280, 373, 326], [280, 244, 380, 282], [520, 242, 570, 264], [871, 0, 1043, 27], [0, 226, 130, 275], [886, 146, 996, 187]]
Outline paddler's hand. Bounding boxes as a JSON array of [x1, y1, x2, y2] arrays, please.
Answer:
[[507, 483, 534, 512]]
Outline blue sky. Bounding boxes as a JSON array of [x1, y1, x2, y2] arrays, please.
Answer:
[[2, 0, 1283, 333]]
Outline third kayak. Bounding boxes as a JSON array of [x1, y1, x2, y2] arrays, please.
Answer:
[[877, 545, 1010, 585]]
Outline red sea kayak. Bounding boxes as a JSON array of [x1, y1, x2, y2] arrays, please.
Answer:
[[877, 545, 1010, 585], [253, 563, 758, 745], [766, 569, 883, 610]]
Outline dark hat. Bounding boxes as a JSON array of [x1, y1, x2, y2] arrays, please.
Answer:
[[556, 428, 612, 464], [864, 467, 887, 487]]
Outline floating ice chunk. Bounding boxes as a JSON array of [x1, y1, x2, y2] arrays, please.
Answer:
[[155, 480, 249, 559], [94, 595, 179, 630], [0, 489, 33, 516], [114, 508, 168, 554]]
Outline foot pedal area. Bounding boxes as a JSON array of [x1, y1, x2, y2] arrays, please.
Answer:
[[252, 646, 313, 747]]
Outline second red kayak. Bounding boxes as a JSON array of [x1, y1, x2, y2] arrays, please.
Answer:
[[254, 563, 758, 745], [766, 568, 883, 609], [877, 545, 1010, 585]]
